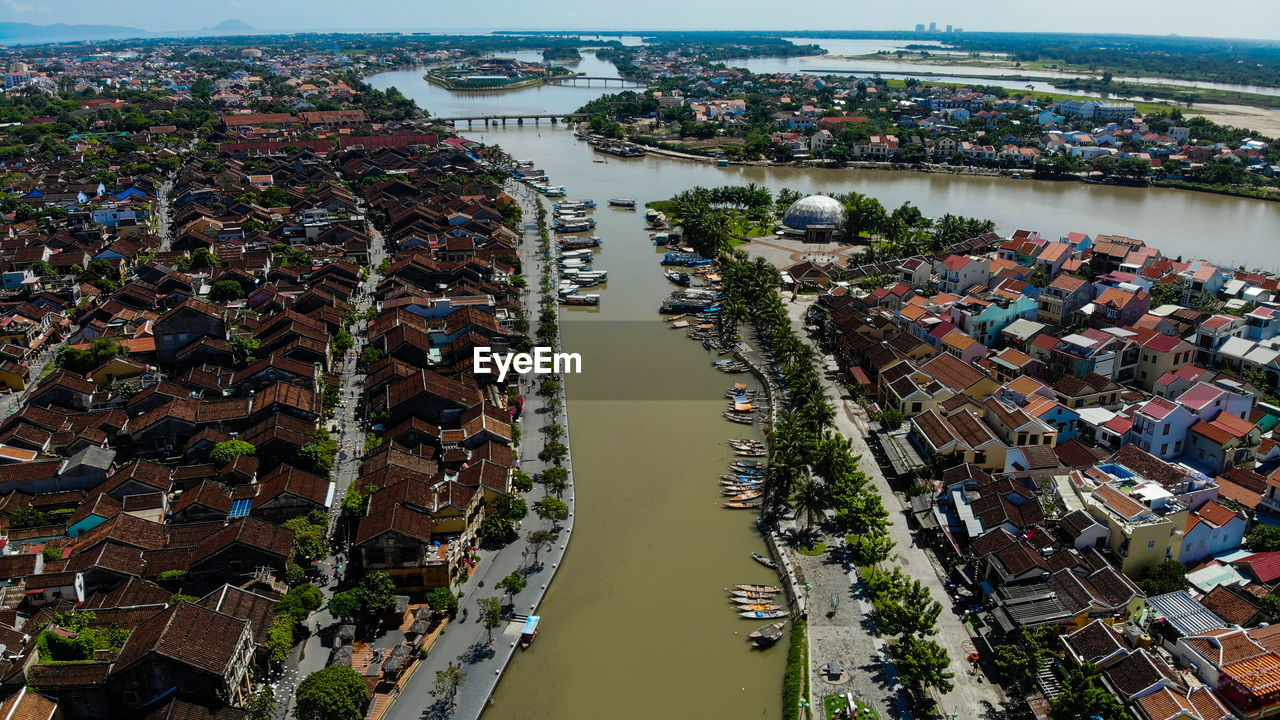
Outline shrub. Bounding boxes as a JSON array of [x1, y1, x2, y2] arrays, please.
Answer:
[[782, 619, 807, 716]]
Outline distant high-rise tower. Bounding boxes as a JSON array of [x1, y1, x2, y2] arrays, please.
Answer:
[[946, 24, 953, 33], [915, 23, 925, 32], [928, 22, 936, 32], [953, 27, 963, 33]]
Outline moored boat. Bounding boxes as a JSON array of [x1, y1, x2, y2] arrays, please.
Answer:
[[723, 501, 761, 509], [735, 584, 782, 593], [735, 448, 768, 457], [749, 621, 786, 646], [723, 412, 754, 424], [736, 603, 782, 612], [740, 609, 788, 619], [752, 552, 778, 569], [608, 198, 637, 207]]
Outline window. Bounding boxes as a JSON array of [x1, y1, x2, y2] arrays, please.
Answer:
[[910, 402, 922, 413], [1147, 540, 1157, 549], [1160, 444, 1168, 456], [1017, 433, 1027, 446], [1175, 441, 1182, 453], [1163, 424, 1171, 436]]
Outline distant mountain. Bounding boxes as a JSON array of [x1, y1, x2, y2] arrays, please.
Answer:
[[0, 21, 148, 45], [198, 19, 258, 36]]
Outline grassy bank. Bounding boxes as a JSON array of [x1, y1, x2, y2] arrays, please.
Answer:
[[784, 618, 810, 720]]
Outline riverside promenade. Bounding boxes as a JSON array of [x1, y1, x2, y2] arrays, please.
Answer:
[[380, 185, 576, 720]]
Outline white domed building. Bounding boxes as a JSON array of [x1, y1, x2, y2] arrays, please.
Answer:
[[782, 195, 844, 242]]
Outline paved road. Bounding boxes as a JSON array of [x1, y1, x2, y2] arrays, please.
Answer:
[[379, 185, 577, 720]]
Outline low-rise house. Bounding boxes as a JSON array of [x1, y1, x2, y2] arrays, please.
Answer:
[[108, 602, 255, 710], [1038, 274, 1094, 326], [1187, 413, 1260, 475], [1181, 501, 1247, 565]]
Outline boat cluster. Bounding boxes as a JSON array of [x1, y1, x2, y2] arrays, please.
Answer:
[[728, 583, 789, 632], [722, 458, 767, 508], [513, 163, 566, 197], [551, 199, 605, 307]]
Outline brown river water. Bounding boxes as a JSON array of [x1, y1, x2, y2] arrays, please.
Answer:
[[367, 68, 1280, 720]]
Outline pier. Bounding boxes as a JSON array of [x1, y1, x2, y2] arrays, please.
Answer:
[[432, 113, 589, 127]]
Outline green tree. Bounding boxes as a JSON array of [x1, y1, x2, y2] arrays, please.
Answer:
[[230, 336, 260, 368], [538, 441, 568, 466], [1139, 560, 1189, 596], [1049, 667, 1126, 720], [527, 529, 554, 563], [210, 439, 255, 466], [294, 665, 369, 720], [789, 477, 826, 531], [425, 587, 458, 617], [209, 280, 244, 302], [283, 515, 328, 562], [478, 596, 504, 644], [267, 613, 296, 665], [277, 584, 323, 620], [894, 635, 954, 694], [874, 409, 905, 430], [874, 579, 942, 639], [9, 507, 46, 529], [431, 662, 465, 709], [541, 466, 569, 497], [30, 260, 54, 277], [245, 686, 276, 720], [512, 471, 535, 493], [57, 337, 127, 374], [328, 590, 361, 621], [1247, 524, 1280, 552], [496, 571, 527, 605], [355, 572, 398, 617], [534, 497, 568, 525], [1027, 265, 1050, 289], [480, 514, 516, 546]]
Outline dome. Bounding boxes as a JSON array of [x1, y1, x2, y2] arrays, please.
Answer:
[[783, 195, 845, 230]]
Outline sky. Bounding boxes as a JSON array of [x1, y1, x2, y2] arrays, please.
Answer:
[[4, 0, 1280, 41]]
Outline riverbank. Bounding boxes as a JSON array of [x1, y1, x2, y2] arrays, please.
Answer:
[[380, 186, 576, 720], [601, 135, 1280, 204]]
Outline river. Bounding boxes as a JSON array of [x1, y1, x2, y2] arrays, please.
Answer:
[[366, 64, 1280, 720], [730, 37, 1280, 101]]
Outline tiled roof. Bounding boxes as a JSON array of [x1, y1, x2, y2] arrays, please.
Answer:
[[1200, 586, 1263, 627], [1062, 619, 1128, 666], [112, 602, 249, 677]]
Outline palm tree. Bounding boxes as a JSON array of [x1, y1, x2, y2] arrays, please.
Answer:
[[789, 476, 827, 530]]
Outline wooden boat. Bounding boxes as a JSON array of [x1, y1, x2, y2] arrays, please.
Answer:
[[740, 609, 788, 619], [608, 198, 637, 207], [731, 592, 778, 602], [723, 501, 761, 509], [737, 603, 782, 612], [735, 448, 768, 457], [722, 488, 762, 498], [735, 584, 782, 593], [721, 474, 763, 483], [519, 615, 540, 649], [723, 412, 754, 424], [728, 438, 764, 448], [730, 589, 779, 598], [749, 622, 786, 646], [752, 552, 778, 569], [665, 271, 691, 286]]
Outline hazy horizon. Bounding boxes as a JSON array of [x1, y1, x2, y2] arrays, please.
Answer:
[[3, 0, 1280, 42]]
